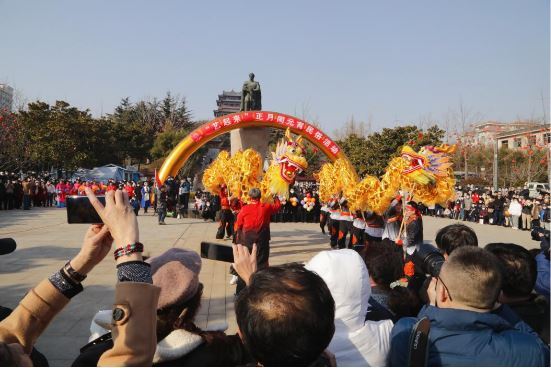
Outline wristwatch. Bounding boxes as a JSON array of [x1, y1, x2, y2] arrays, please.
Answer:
[[62, 261, 87, 284]]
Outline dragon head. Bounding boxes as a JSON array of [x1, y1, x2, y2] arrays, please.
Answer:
[[273, 128, 308, 184], [400, 144, 456, 186]]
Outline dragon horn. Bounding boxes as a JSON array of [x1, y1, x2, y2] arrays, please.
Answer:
[[285, 127, 292, 141], [296, 135, 304, 147]]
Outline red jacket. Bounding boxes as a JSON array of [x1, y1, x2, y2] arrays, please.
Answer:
[[235, 199, 280, 233], [220, 196, 230, 209], [125, 185, 135, 198]]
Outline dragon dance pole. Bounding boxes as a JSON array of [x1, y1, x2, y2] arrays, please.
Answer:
[[396, 183, 417, 255]]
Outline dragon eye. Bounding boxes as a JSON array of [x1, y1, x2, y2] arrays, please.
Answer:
[[289, 148, 295, 153]]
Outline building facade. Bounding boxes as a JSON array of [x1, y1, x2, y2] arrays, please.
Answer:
[[466, 121, 543, 146], [0, 84, 14, 112], [213, 90, 240, 117], [496, 125, 551, 150]]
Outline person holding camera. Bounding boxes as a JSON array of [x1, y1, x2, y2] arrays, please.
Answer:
[[434, 223, 478, 259], [0, 188, 160, 366], [532, 227, 550, 302], [485, 242, 550, 344], [388, 247, 549, 366]]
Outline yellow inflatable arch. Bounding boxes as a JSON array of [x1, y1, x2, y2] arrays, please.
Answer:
[[158, 111, 353, 183]]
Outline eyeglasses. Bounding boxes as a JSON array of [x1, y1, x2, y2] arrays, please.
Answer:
[[435, 276, 453, 301]]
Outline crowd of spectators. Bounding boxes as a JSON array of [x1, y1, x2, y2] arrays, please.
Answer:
[[1, 184, 549, 366], [421, 185, 550, 231], [272, 183, 321, 223], [0, 173, 149, 211], [192, 181, 322, 224], [0, 173, 325, 226], [1, 173, 550, 366], [0, 173, 196, 218]]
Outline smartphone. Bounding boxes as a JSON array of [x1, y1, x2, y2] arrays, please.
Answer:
[[66, 195, 105, 224], [200, 242, 234, 263]]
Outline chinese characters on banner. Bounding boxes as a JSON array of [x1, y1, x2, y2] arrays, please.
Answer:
[[189, 112, 341, 158]]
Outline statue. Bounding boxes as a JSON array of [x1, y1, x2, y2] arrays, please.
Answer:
[[240, 73, 262, 111]]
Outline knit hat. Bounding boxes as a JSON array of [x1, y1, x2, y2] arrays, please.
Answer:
[[147, 248, 202, 310]]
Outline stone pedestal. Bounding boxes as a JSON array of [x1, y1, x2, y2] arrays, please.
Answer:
[[230, 127, 269, 160]]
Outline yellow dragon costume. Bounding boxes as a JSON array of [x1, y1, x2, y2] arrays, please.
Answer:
[[202, 128, 308, 203], [316, 144, 457, 214], [203, 125, 455, 212]]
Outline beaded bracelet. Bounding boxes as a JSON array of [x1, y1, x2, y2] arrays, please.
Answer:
[[113, 242, 144, 260]]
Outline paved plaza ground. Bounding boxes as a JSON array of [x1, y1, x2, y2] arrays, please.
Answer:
[[0, 207, 539, 366]]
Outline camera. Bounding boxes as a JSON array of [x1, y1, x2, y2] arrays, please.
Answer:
[[412, 243, 445, 277], [531, 226, 550, 242], [531, 226, 550, 256]]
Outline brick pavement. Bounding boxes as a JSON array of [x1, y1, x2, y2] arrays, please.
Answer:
[[0, 207, 538, 366]]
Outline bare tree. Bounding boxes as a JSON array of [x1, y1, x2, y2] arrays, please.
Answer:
[[366, 113, 374, 135], [295, 99, 322, 128], [442, 109, 454, 143], [453, 98, 483, 179], [418, 113, 439, 132], [12, 87, 28, 111], [541, 90, 549, 124], [333, 115, 369, 140]]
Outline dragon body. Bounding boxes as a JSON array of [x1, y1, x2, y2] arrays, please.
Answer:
[[202, 128, 308, 202], [316, 144, 456, 214]]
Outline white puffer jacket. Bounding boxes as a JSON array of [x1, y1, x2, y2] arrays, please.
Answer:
[[306, 249, 393, 366], [508, 200, 522, 217]]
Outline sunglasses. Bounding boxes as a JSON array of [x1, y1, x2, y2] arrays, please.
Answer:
[[435, 275, 453, 301]]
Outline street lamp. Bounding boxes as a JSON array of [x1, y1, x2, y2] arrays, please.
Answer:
[[493, 138, 498, 191]]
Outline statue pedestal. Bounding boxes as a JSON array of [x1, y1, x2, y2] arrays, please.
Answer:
[[230, 127, 269, 160]]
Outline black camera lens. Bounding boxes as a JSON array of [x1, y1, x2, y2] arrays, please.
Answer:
[[412, 243, 445, 277]]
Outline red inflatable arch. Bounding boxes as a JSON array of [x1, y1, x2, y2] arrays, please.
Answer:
[[158, 111, 349, 183]]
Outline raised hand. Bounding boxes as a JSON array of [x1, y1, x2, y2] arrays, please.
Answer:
[[232, 243, 258, 286]]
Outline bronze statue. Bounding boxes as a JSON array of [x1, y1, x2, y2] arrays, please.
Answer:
[[240, 73, 262, 111]]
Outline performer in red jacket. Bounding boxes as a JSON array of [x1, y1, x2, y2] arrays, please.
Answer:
[[234, 187, 281, 293], [216, 185, 234, 239]]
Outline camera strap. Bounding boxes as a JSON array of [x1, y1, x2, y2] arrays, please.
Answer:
[[407, 317, 431, 366]]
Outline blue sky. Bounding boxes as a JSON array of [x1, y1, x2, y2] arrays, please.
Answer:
[[1, 0, 549, 133]]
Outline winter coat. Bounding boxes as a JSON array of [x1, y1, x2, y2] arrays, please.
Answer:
[[532, 203, 541, 219], [535, 252, 550, 301], [0, 279, 160, 366], [389, 305, 550, 366], [506, 295, 550, 344], [508, 201, 522, 217], [140, 186, 150, 207], [494, 197, 505, 211], [75, 312, 252, 367], [306, 249, 393, 366]]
